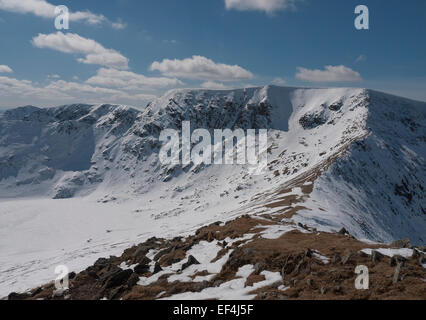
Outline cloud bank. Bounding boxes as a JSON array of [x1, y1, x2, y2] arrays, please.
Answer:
[[296, 65, 362, 83], [32, 32, 129, 69], [150, 55, 253, 81], [0, 0, 124, 28], [224, 0, 297, 13], [0, 75, 157, 107], [86, 68, 183, 90], [0, 65, 13, 73]]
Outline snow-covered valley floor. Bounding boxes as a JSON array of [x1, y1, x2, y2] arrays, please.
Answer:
[[0, 196, 240, 297]]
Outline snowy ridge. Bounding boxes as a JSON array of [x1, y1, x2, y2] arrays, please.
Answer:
[[0, 86, 425, 296], [0, 103, 139, 198], [294, 91, 426, 244]]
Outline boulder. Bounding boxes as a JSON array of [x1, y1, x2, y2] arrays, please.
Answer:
[[332, 254, 341, 264], [341, 249, 353, 265], [393, 262, 403, 284], [8, 292, 31, 300], [390, 255, 406, 267], [134, 255, 151, 265], [254, 262, 265, 275], [304, 248, 313, 258], [371, 250, 385, 263], [134, 263, 150, 275], [101, 268, 133, 289], [181, 255, 200, 270], [153, 262, 163, 274], [94, 257, 109, 267], [132, 246, 151, 262], [127, 273, 139, 288], [338, 227, 349, 235]]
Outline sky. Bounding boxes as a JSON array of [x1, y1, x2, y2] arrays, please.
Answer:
[[0, 0, 425, 109]]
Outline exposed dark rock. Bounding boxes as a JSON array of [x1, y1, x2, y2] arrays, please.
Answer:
[[298, 223, 309, 230], [338, 228, 349, 235], [108, 286, 124, 300], [328, 101, 343, 111], [154, 247, 173, 261], [294, 260, 304, 275], [390, 255, 407, 267], [214, 280, 224, 287], [195, 281, 210, 291], [101, 268, 133, 289], [134, 255, 151, 265], [341, 249, 353, 265], [153, 262, 163, 274], [30, 287, 43, 297], [304, 249, 313, 258], [242, 248, 256, 256], [94, 258, 109, 268], [299, 112, 327, 129], [411, 249, 420, 259], [332, 254, 341, 264], [371, 250, 385, 263], [87, 270, 99, 279], [134, 263, 150, 275], [358, 251, 369, 258], [165, 257, 181, 266], [254, 262, 265, 274], [333, 286, 343, 294], [181, 255, 200, 270], [8, 292, 31, 300], [127, 273, 139, 288], [393, 262, 403, 284]]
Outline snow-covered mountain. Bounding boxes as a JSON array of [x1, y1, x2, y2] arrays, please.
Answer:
[[0, 86, 425, 296]]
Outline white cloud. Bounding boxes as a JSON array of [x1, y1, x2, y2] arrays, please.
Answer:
[[0, 65, 13, 73], [163, 39, 178, 44], [111, 21, 127, 30], [200, 81, 232, 90], [225, 0, 297, 13], [32, 32, 129, 69], [0, 75, 157, 107], [355, 54, 367, 63], [295, 65, 362, 83], [0, 0, 124, 28], [271, 77, 286, 85], [86, 68, 183, 90], [150, 55, 253, 81]]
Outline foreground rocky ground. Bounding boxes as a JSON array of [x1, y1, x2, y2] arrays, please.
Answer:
[[6, 214, 426, 300]]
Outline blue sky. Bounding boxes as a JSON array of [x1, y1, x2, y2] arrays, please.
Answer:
[[0, 0, 425, 108]]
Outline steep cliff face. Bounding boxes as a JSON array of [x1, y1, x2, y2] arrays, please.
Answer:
[[0, 104, 139, 198], [292, 91, 426, 244]]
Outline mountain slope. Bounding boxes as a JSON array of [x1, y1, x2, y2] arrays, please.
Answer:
[[0, 86, 425, 296]]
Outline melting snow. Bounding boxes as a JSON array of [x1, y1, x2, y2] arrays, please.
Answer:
[[361, 248, 414, 258], [162, 265, 282, 300]]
